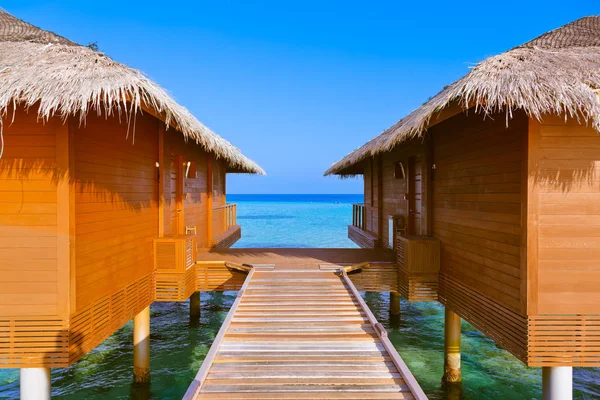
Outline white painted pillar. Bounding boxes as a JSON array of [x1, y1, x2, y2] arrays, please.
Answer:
[[20, 368, 51, 400], [542, 366, 572, 400], [133, 306, 151, 383]]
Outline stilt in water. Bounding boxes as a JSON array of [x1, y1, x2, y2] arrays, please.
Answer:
[[442, 307, 461, 383], [20, 368, 51, 400], [190, 292, 201, 319], [542, 366, 572, 400], [133, 306, 151, 383], [390, 292, 401, 316]]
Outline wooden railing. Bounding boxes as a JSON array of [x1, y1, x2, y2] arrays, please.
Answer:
[[352, 203, 367, 231], [212, 203, 237, 238]]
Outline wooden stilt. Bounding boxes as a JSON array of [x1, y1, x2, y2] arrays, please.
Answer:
[[443, 307, 461, 383], [390, 292, 401, 316], [133, 306, 151, 383], [190, 292, 201, 318]]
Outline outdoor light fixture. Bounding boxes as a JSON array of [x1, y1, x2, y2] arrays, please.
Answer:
[[394, 161, 406, 179], [185, 161, 197, 179]]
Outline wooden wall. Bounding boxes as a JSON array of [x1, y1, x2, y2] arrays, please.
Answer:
[[530, 115, 600, 315], [163, 132, 208, 244], [213, 160, 226, 207], [432, 111, 526, 314], [0, 108, 66, 319], [0, 109, 67, 367], [355, 140, 429, 247], [162, 133, 228, 247], [363, 160, 378, 235], [73, 113, 159, 311], [380, 140, 428, 247], [0, 106, 237, 367], [211, 160, 228, 238]]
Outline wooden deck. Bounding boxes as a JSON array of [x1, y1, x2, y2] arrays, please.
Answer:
[[183, 262, 427, 400], [196, 248, 395, 265]]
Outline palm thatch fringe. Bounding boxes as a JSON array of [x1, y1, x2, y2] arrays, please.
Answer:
[[0, 11, 264, 174], [325, 16, 600, 176]]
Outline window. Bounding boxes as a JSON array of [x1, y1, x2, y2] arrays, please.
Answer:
[[394, 161, 406, 179], [388, 217, 395, 248]]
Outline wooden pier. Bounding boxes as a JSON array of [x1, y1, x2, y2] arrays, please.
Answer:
[[184, 257, 426, 400]]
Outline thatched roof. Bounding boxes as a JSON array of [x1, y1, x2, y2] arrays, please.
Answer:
[[325, 16, 600, 176], [0, 11, 264, 174]]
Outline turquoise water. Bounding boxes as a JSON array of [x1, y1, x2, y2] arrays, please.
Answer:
[[0, 194, 598, 399]]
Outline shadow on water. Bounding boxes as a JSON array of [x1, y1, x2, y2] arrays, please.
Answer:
[[441, 382, 465, 400], [130, 382, 152, 400]]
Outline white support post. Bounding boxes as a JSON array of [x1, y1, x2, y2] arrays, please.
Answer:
[[542, 367, 572, 400], [20, 368, 51, 400]]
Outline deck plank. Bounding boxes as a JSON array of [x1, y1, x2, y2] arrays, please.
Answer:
[[184, 264, 426, 400]]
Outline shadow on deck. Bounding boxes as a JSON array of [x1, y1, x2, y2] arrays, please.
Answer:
[[196, 247, 395, 266]]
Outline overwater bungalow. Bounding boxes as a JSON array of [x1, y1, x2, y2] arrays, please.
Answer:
[[326, 16, 600, 400], [0, 10, 264, 398]]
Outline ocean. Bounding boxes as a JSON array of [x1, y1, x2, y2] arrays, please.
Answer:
[[0, 194, 598, 399]]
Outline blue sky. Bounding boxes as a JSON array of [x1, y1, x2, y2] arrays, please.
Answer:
[[5, 1, 599, 193]]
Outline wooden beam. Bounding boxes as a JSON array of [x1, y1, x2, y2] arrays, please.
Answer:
[[522, 118, 540, 316], [176, 154, 185, 235], [376, 155, 383, 242], [158, 122, 165, 237], [56, 119, 75, 319], [206, 154, 214, 246], [224, 262, 252, 274]]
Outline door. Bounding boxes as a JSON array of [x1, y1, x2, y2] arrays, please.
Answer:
[[407, 155, 422, 235], [166, 153, 185, 235], [175, 154, 185, 234]]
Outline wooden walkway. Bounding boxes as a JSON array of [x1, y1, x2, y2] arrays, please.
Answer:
[[184, 262, 427, 400]]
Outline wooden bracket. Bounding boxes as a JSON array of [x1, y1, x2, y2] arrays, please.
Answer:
[[225, 262, 252, 273]]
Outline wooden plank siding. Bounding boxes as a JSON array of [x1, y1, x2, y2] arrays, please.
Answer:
[[348, 109, 600, 367], [525, 115, 600, 366], [162, 132, 230, 248], [0, 108, 71, 368], [1, 103, 240, 368], [380, 140, 430, 247], [73, 112, 159, 311], [351, 140, 430, 249], [534, 115, 600, 315], [432, 111, 527, 315], [0, 108, 63, 319], [163, 132, 207, 241]]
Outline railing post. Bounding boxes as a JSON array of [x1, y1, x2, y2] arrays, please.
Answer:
[[361, 205, 366, 230]]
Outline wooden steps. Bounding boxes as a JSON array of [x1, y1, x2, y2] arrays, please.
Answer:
[[184, 266, 427, 400]]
